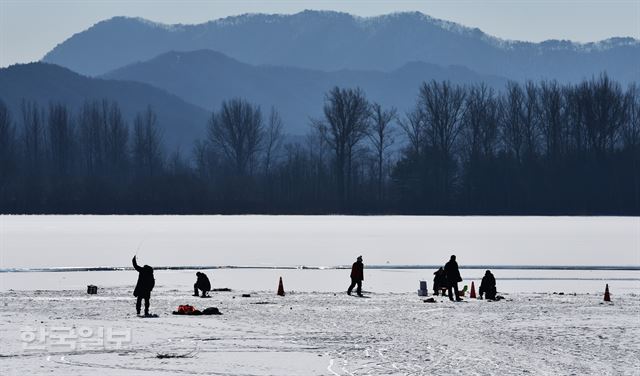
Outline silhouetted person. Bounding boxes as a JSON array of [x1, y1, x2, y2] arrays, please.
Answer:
[[479, 270, 497, 300], [433, 267, 446, 296], [132, 256, 155, 316], [347, 256, 364, 296], [193, 271, 211, 297], [444, 255, 462, 302]]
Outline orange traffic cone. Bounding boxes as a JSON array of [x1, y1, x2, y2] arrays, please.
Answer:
[[470, 281, 476, 299], [277, 277, 285, 296], [604, 284, 610, 302]]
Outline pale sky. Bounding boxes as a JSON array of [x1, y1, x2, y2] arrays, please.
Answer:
[[0, 0, 639, 68]]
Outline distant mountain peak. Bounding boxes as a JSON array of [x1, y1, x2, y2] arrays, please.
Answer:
[[93, 11, 496, 42], [42, 10, 639, 83], [99, 15, 186, 31], [135, 17, 186, 31], [99, 11, 640, 53], [82, 11, 638, 52], [207, 12, 283, 27]]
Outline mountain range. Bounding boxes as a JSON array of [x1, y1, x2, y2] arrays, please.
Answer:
[[102, 49, 507, 134], [43, 10, 639, 83], [0, 10, 637, 148]]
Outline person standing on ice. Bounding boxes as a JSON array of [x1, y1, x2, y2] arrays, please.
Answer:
[[193, 271, 211, 297], [479, 270, 497, 300], [347, 256, 364, 296], [444, 255, 463, 302], [132, 255, 155, 316]]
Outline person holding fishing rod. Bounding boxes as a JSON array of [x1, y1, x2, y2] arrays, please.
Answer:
[[132, 255, 155, 316]]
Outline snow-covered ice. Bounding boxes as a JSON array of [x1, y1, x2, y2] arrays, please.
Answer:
[[1, 215, 638, 374], [0, 269, 639, 375], [1, 215, 638, 268]]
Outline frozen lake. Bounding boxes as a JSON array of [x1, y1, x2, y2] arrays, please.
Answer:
[[1, 215, 638, 294], [1, 216, 639, 375], [1, 276, 639, 375], [1, 215, 638, 269]]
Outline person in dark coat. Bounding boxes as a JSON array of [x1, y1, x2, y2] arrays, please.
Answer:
[[479, 270, 497, 300], [444, 255, 462, 302], [193, 271, 211, 297], [132, 256, 155, 316], [433, 267, 446, 296], [347, 256, 364, 296]]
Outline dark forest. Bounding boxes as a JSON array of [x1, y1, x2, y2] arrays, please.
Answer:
[[1, 75, 638, 215]]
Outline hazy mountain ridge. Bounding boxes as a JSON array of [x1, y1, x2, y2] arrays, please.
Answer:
[[0, 63, 208, 150], [42, 10, 640, 83], [102, 49, 508, 134], [195, 11, 639, 51]]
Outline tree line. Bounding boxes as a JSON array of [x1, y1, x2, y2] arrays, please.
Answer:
[[0, 74, 638, 214]]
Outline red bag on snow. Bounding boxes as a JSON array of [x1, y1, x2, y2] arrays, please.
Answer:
[[177, 305, 195, 314]]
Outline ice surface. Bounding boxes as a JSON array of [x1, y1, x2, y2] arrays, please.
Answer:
[[1, 215, 638, 374], [0, 280, 638, 375], [1, 215, 638, 269]]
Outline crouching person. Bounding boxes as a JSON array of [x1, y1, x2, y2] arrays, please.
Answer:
[[194, 271, 211, 297], [132, 256, 155, 316], [479, 270, 497, 300], [433, 267, 446, 296]]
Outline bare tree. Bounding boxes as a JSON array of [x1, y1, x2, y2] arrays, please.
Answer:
[[0, 100, 16, 194], [168, 148, 189, 176], [305, 126, 328, 167], [500, 82, 526, 161], [575, 74, 627, 156], [622, 83, 640, 151], [538, 80, 566, 159], [418, 80, 466, 203], [313, 87, 370, 205], [623, 83, 640, 210], [463, 84, 498, 160], [0, 100, 15, 164], [208, 98, 263, 176], [522, 81, 540, 159], [263, 107, 284, 175], [47, 103, 75, 178], [133, 106, 164, 177], [419, 80, 466, 157], [193, 139, 218, 182], [459, 84, 500, 209], [21, 100, 45, 174], [368, 103, 397, 200], [78, 100, 105, 176], [399, 107, 426, 157], [104, 102, 129, 177], [304, 127, 330, 203]]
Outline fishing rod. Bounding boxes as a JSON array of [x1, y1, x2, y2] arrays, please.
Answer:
[[134, 238, 147, 263]]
